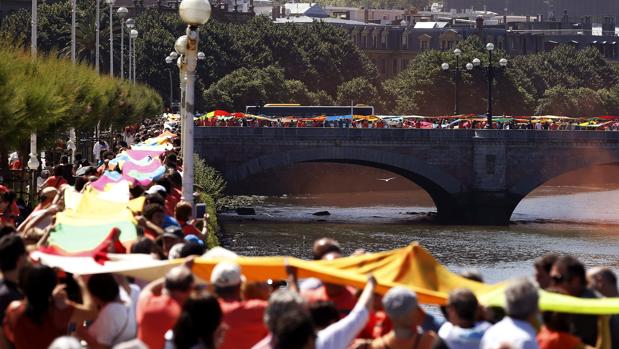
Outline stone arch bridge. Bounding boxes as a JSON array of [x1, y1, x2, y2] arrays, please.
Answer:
[[195, 127, 619, 225]]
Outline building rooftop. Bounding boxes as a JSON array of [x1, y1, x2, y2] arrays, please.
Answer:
[[414, 21, 448, 28], [273, 15, 375, 25]]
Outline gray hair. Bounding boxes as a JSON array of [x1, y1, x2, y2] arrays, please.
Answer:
[[505, 278, 539, 320], [264, 289, 306, 331], [382, 286, 418, 324]]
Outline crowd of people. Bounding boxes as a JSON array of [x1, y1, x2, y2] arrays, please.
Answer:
[[0, 116, 617, 349], [0, 230, 617, 349], [189, 113, 619, 131]]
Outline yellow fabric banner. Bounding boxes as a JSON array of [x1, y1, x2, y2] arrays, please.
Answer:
[[33, 243, 619, 314]]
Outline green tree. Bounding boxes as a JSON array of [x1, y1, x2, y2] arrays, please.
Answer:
[[336, 77, 380, 107], [599, 87, 619, 116], [284, 80, 316, 105], [203, 66, 290, 111], [512, 45, 619, 100], [536, 87, 605, 117], [308, 90, 335, 106], [0, 43, 161, 150], [2, 7, 378, 109]]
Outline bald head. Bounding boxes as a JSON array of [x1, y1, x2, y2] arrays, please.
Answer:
[[164, 265, 194, 292], [312, 238, 342, 260]]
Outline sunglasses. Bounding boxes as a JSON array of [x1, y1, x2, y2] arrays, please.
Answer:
[[551, 274, 565, 284]]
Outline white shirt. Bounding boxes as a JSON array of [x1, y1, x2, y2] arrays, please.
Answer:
[[93, 141, 109, 161], [480, 317, 539, 349], [317, 302, 369, 349], [250, 303, 369, 349], [88, 302, 137, 346], [120, 284, 141, 322], [439, 321, 491, 349]]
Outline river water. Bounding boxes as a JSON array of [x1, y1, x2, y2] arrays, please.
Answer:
[[220, 186, 619, 284]]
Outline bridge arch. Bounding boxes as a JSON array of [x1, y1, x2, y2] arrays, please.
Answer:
[[510, 155, 619, 199], [224, 148, 469, 223]]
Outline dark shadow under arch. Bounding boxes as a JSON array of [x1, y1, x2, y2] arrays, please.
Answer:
[[224, 148, 469, 223], [510, 160, 619, 199]]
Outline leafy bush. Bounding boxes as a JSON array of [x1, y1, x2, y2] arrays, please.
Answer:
[[193, 154, 226, 204]]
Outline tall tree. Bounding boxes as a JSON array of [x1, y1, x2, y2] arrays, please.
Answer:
[[382, 36, 535, 115]]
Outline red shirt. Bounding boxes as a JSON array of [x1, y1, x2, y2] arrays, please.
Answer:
[[537, 326, 583, 349], [179, 220, 201, 237], [165, 187, 182, 216], [9, 160, 21, 170], [0, 185, 19, 224], [42, 176, 67, 190], [219, 299, 268, 349], [3, 301, 74, 349], [137, 293, 181, 349]]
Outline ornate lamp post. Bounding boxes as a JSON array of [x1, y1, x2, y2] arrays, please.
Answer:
[[177, 0, 211, 207], [165, 51, 180, 114], [472, 43, 508, 128], [126, 18, 135, 81], [130, 29, 138, 84], [166, 47, 205, 160], [117, 7, 128, 78], [441, 48, 474, 115]]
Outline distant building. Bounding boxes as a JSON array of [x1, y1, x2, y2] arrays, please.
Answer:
[[444, 0, 619, 20], [273, 5, 618, 79]]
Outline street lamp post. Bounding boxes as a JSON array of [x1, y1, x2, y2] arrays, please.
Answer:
[[96, 0, 100, 73], [117, 7, 128, 78], [31, 0, 38, 197], [178, 0, 211, 207], [71, 0, 76, 63], [441, 48, 474, 115], [106, 0, 116, 76], [166, 47, 205, 159], [167, 70, 173, 109], [31, 0, 37, 58], [126, 18, 135, 80], [130, 29, 138, 84], [165, 51, 180, 112], [471, 43, 508, 128]]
